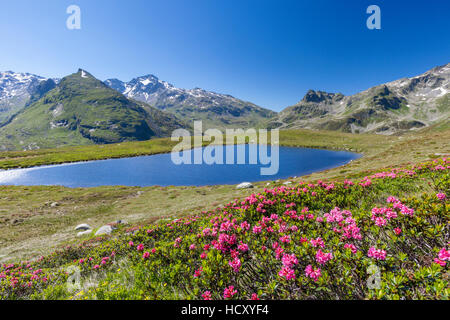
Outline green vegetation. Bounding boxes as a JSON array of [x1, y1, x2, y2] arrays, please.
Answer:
[[1, 157, 448, 300], [0, 129, 391, 170], [0, 128, 449, 264]]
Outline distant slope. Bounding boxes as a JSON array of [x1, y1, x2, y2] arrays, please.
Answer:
[[0, 70, 187, 151], [0, 71, 57, 125], [268, 63, 450, 134], [105, 75, 276, 129]]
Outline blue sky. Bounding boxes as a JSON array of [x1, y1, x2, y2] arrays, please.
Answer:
[[0, 0, 449, 111]]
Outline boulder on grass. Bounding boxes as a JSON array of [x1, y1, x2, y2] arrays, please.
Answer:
[[77, 230, 92, 237], [95, 225, 114, 236], [75, 223, 91, 231], [236, 182, 253, 189]]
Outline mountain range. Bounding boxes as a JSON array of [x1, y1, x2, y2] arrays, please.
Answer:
[[0, 63, 448, 151], [0, 71, 58, 124], [0, 70, 186, 150], [268, 63, 449, 134], [104, 75, 275, 129]]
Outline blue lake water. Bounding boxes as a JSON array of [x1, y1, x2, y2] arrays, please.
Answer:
[[0, 145, 360, 188]]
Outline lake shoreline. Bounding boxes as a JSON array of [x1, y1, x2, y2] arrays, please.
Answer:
[[0, 146, 361, 188]]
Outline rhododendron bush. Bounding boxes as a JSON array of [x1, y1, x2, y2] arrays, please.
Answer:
[[1, 158, 448, 300]]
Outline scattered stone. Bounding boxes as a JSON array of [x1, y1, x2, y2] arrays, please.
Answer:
[[11, 219, 23, 225], [236, 182, 254, 189], [75, 223, 91, 231], [95, 225, 114, 236], [283, 181, 292, 185], [50, 202, 59, 208], [136, 191, 144, 196], [77, 230, 92, 237], [266, 182, 271, 186]]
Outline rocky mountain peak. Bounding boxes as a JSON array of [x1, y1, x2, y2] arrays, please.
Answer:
[[301, 90, 343, 104]]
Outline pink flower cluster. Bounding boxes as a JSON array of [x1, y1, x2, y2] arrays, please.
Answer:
[[436, 193, 446, 201], [367, 247, 387, 260], [305, 265, 321, 282], [202, 291, 212, 300], [344, 243, 357, 254], [278, 266, 296, 280], [228, 257, 241, 272], [223, 285, 237, 299], [281, 253, 298, 268], [434, 248, 449, 267], [315, 249, 333, 265]]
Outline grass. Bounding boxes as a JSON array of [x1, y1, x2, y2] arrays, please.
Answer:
[[0, 129, 388, 170], [0, 128, 449, 263]]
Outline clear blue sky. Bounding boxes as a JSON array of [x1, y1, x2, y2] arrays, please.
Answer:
[[0, 0, 449, 111]]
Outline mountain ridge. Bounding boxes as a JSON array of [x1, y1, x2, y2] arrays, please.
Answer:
[[268, 62, 449, 134], [104, 74, 276, 129], [0, 69, 187, 151]]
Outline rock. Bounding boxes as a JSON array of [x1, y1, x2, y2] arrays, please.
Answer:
[[77, 230, 92, 237], [95, 225, 114, 236], [266, 182, 271, 186], [283, 181, 292, 185], [136, 191, 144, 196], [75, 223, 91, 231], [236, 182, 254, 189], [50, 202, 59, 208], [116, 219, 128, 225]]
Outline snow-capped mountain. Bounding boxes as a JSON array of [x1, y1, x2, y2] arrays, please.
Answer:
[[0, 69, 188, 151], [269, 63, 450, 134], [0, 71, 57, 124], [105, 75, 276, 129]]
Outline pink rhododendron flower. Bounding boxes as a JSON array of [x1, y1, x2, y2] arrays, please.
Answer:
[[278, 266, 296, 280], [202, 291, 212, 300], [315, 249, 333, 265], [310, 237, 325, 248], [386, 196, 398, 203], [438, 248, 450, 261], [394, 227, 402, 235], [251, 293, 259, 300], [136, 244, 145, 251], [344, 243, 357, 254], [238, 242, 249, 252], [437, 193, 446, 201], [229, 257, 241, 272], [174, 237, 182, 248], [252, 226, 262, 234], [223, 286, 237, 299], [194, 267, 203, 278], [281, 253, 298, 268], [368, 247, 387, 260], [374, 216, 387, 227], [305, 265, 321, 282]]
